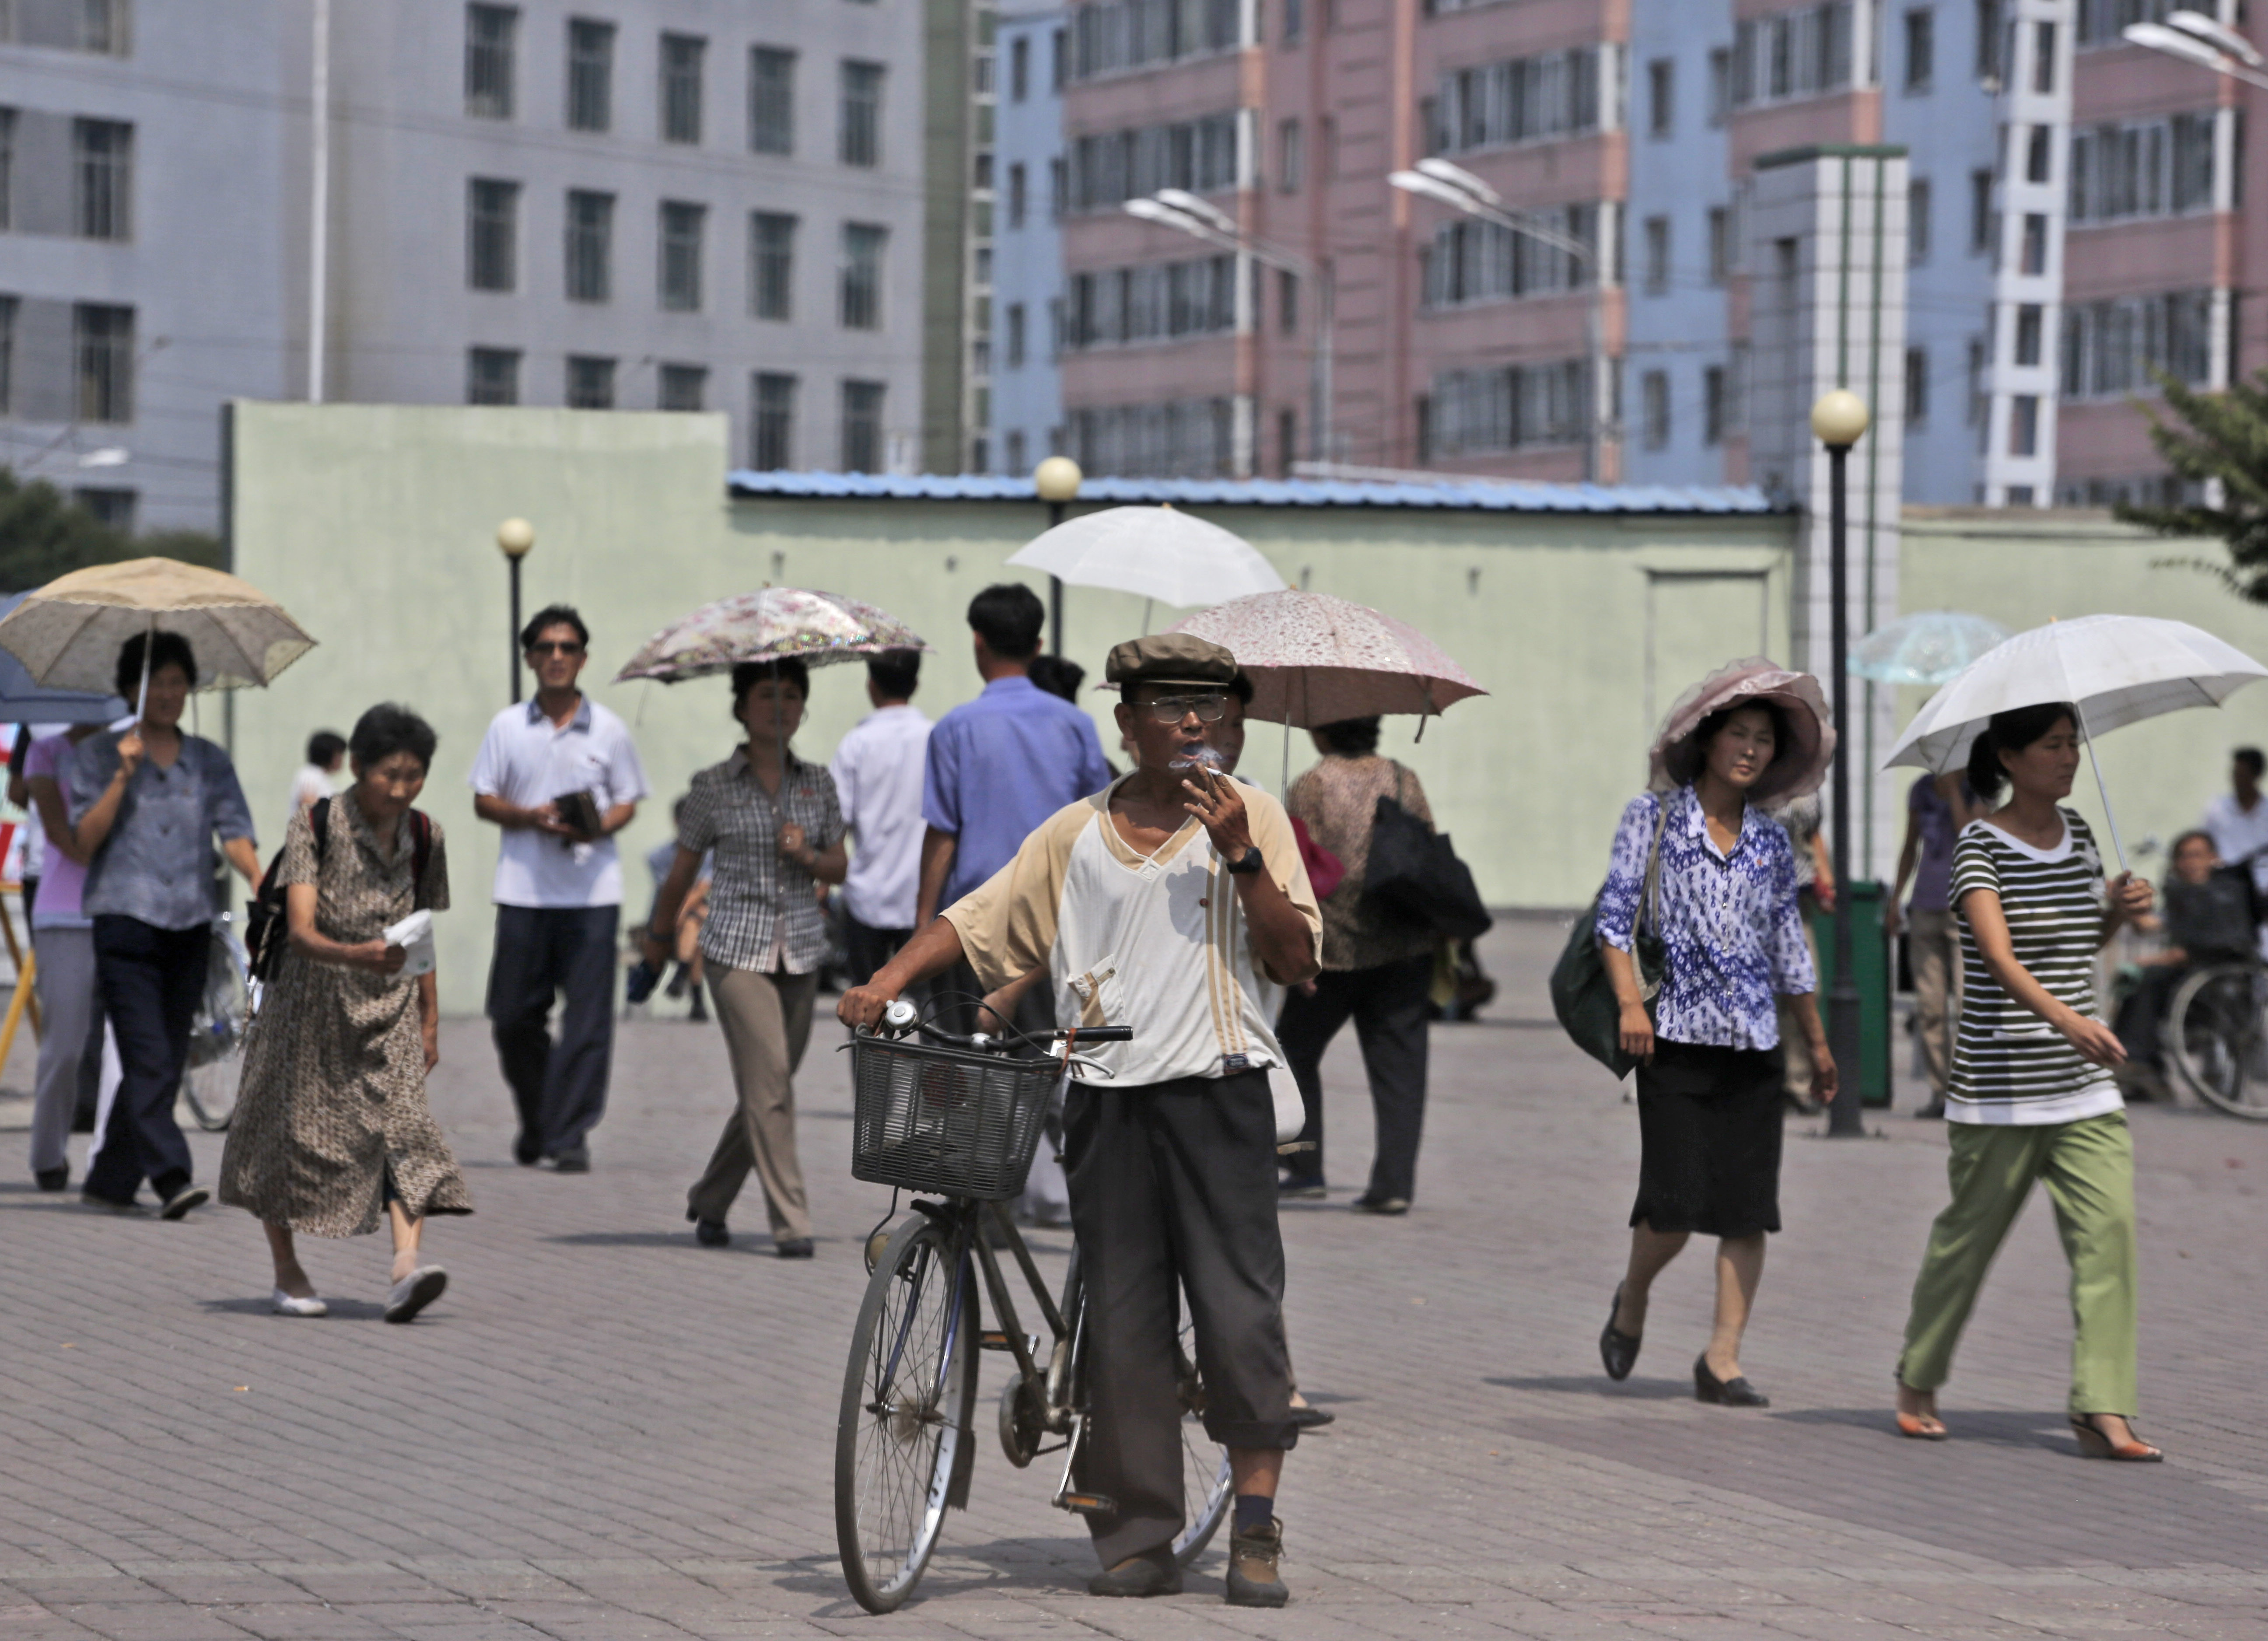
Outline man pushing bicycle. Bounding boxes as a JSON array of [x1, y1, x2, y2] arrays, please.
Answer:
[[839, 632, 1322, 1606]]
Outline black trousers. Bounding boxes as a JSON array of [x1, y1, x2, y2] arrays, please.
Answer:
[[1274, 953, 1434, 1201], [1064, 1069, 1296, 1570], [486, 904, 620, 1156], [84, 915, 204, 1203], [842, 915, 912, 990]]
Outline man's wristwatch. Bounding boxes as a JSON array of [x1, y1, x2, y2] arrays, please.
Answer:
[[1223, 845, 1264, 876]]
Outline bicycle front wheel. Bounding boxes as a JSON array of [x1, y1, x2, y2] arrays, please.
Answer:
[[836, 1212, 974, 1613], [2169, 964, 2268, 1119], [1171, 1319, 1234, 1566]]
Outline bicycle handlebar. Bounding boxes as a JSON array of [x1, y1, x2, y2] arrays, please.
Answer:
[[875, 999, 1133, 1049]]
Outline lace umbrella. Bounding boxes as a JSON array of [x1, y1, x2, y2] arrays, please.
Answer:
[[613, 587, 932, 684], [1167, 589, 1485, 728]]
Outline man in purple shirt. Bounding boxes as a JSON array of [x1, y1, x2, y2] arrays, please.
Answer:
[[917, 583, 1111, 1036]]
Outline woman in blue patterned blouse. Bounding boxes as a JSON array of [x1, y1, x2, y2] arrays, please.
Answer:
[[1594, 687, 1834, 1408]]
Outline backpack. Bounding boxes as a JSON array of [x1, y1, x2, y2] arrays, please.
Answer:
[[245, 798, 433, 983]]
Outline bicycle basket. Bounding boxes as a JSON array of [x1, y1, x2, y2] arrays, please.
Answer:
[[848, 1034, 1061, 1201]]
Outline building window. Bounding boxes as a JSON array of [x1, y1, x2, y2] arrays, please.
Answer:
[[1726, 3, 1861, 111], [1647, 58, 1674, 136], [1284, 0, 1304, 42], [658, 362, 706, 411], [1005, 428, 1027, 473], [466, 178, 518, 291], [1428, 45, 1604, 154], [1278, 119, 1302, 192], [840, 60, 884, 168], [0, 109, 14, 231], [841, 379, 885, 471], [2009, 392, 2039, 456], [72, 302, 132, 422], [1011, 35, 1030, 99], [565, 189, 612, 302], [74, 487, 134, 529], [1642, 215, 1670, 295], [1703, 365, 1727, 445], [1427, 360, 1591, 455], [1904, 344, 1930, 426], [1064, 255, 1237, 348], [1005, 302, 1026, 367], [1420, 204, 1600, 307], [1066, 397, 1236, 476], [465, 347, 519, 405], [752, 372, 796, 467], [662, 32, 704, 144], [750, 211, 795, 319], [2032, 19, 2057, 92], [77, 0, 131, 54], [1707, 47, 1732, 124], [1908, 177, 1931, 265], [750, 48, 795, 155], [1706, 206, 1731, 285], [2059, 289, 2215, 398], [2019, 211, 2047, 274], [1641, 370, 1670, 449], [2014, 302, 2043, 365], [1904, 7, 1934, 89], [2069, 114, 2226, 223], [1969, 168, 1994, 253], [0, 296, 14, 413], [840, 222, 886, 329], [659, 201, 705, 310], [1319, 115, 1337, 180], [466, 3, 517, 119], [2025, 124, 2050, 184], [1976, 0, 2003, 82], [1007, 162, 1027, 228], [1068, 0, 1243, 77], [72, 118, 131, 241], [567, 18, 613, 131], [566, 355, 616, 409]]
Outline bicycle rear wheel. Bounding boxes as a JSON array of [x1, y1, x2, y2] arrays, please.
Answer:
[[1171, 1319, 1233, 1566], [836, 1212, 974, 1613], [182, 924, 252, 1132], [2169, 964, 2268, 1119]]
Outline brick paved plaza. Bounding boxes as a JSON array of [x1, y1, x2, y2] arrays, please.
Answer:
[[5, 923, 2268, 1640]]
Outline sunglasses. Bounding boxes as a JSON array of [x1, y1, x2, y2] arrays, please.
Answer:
[[1142, 692, 1228, 725], [528, 640, 585, 656]]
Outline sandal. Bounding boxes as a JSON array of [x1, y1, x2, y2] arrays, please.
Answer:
[[1893, 1373, 1947, 1440], [2069, 1413, 2162, 1462]]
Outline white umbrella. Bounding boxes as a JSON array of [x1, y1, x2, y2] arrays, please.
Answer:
[[1883, 614, 2268, 867], [1006, 506, 1286, 629]]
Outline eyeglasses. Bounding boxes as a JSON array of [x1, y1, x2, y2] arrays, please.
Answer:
[[528, 641, 585, 656], [1142, 692, 1228, 725]]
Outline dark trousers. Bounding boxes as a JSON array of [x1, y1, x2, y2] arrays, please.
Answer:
[[1275, 953, 1434, 1201], [486, 904, 620, 1156], [1064, 1069, 1295, 1569], [842, 915, 913, 989], [83, 916, 204, 1203]]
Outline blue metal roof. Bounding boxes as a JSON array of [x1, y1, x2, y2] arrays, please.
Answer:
[[726, 469, 1783, 515]]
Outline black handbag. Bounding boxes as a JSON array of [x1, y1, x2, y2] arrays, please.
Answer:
[[1550, 799, 1668, 1080], [1362, 764, 1493, 942]]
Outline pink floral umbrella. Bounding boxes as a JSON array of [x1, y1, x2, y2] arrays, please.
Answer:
[[1167, 589, 1487, 728], [613, 587, 931, 684]]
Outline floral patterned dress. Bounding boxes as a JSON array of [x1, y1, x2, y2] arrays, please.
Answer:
[[218, 797, 470, 1237]]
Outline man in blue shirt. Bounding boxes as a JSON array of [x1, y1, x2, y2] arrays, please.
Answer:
[[917, 583, 1111, 1037]]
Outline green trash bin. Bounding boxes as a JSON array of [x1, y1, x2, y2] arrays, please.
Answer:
[[1809, 880, 1895, 1108]]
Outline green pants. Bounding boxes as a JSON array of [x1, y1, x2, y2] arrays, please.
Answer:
[[1897, 1109, 2139, 1417]]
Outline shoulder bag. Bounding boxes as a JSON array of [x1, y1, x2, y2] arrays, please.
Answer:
[[1549, 797, 1669, 1080], [246, 799, 434, 984], [1362, 763, 1493, 941]]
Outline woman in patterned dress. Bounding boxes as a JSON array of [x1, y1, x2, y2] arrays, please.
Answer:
[[218, 705, 467, 1322], [1594, 677, 1835, 1408], [1891, 703, 2160, 1458]]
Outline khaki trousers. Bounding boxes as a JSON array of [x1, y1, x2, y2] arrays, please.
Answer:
[[687, 965, 818, 1241], [1906, 907, 1961, 1098], [1897, 1110, 2139, 1417]]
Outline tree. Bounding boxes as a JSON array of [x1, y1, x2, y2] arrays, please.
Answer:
[[0, 467, 222, 593], [2114, 369, 2268, 601]]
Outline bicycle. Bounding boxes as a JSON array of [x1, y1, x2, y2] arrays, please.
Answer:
[[833, 1000, 1233, 1614], [2165, 958, 2268, 1119], [180, 915, 252, 1132]]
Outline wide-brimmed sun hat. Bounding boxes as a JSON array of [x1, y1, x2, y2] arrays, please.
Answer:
[[1648, 656, 1835, 803]]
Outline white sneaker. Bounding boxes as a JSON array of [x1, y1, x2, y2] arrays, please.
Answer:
[[271, 1289, 328, 1317]]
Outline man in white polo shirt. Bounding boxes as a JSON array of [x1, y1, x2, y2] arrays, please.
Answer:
[[471, 605, 648, 1172], [828, 648, 932, 985], [840, 632, 1321, 1609]]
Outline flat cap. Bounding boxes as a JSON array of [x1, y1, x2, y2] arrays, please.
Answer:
[[1102, 632, 1238, 690]]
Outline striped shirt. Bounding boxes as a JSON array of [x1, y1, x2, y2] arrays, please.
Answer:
[[1948, 808, 2121, 1125]]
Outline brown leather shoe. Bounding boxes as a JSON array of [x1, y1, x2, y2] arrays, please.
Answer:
[[1087, 1552, 1181, 1598], [1225, 1518, 1288, 1607]]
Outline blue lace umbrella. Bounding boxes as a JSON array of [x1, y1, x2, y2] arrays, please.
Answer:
[[1849, 610, 2011, 687]]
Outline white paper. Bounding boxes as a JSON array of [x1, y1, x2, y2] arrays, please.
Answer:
[[383, 908, 436, 977]]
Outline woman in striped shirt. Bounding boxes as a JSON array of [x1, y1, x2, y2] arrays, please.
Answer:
[[1892, 702, 2160, 1460]]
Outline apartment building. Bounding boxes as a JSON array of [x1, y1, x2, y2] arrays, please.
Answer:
[[1032, 0, 2247, 506], [989, 0, 1068, 476], [0, 0, 934, 533]]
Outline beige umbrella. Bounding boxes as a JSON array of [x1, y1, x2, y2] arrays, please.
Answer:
[[0, 558, 316, 708]]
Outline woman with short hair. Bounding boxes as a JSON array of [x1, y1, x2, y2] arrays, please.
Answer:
[[1892, 702, 2160, 1458], [646, 658, 847, 1257], [1594, 664, 1834, 1408], [219, 703, 465, 1322]]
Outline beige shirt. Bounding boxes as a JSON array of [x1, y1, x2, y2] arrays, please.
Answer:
[[942, 774, 1322, 1087]]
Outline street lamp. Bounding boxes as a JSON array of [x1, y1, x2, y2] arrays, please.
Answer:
[[497, 516, 534, 704], [1122, 194, 1334, 472], [1033, 455, 1082, 656], [1389, 158, 1612, 484], [2124, 11, 2268, 88], [1810, 389, 1870, 1138]]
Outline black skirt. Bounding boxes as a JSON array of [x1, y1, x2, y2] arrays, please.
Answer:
[[1629, 1038, 1785, 1238]]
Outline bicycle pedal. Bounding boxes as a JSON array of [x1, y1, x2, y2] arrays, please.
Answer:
[[1056, 1490, 1115, 1515], [979, 1330, 1040, 1356]]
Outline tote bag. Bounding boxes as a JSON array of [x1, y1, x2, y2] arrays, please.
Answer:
[[1362, 764, 1493, 941], [1549, 799, 1667, 1080]]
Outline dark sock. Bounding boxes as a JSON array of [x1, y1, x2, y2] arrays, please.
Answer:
[[1233, 1493, 1275, 1534]]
